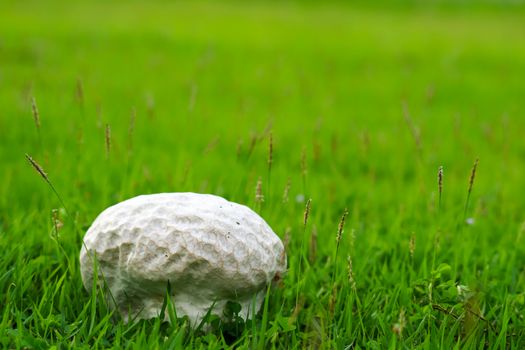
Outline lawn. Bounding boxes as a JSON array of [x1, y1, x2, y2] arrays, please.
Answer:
[[1, 1, 525, 348]]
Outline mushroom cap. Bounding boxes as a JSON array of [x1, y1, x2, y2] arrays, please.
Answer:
[[79, 193, 286, 324]]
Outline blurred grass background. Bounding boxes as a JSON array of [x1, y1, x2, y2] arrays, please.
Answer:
[[1, 0, 525, 348], [2, 0, 524, 205]]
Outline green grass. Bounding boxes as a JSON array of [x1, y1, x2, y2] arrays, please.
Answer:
[[1, 1, 525, 348]]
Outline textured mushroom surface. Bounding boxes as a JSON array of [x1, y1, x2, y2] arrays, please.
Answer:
[[79, 193, 286, 324]]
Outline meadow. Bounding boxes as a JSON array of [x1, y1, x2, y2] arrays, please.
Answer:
[[1, 1, 525, 348]]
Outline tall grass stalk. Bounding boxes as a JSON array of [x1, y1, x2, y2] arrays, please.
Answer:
[[267, 132, 273, 201], [333, 208, 348, 287], [255, 177, 264, 210], [409, 233, 416, 261], [437, 165, 443, 213], [303, 198, 311, 230], [329, 208, 349, 336], [247, 133, 257, 159], [295, 198, 312, 308], [31, 97, 41, 135], [105, 123, 111, 160], [25, 153, 121, 319], [464, 158, 479, 221], [25, 154, 69, 215], [282, 177, 291, 204], [25, 154, 75, 270], [347, 255, 355, 291]]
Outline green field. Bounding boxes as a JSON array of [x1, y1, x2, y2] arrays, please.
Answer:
[[1, 1, 525, 348]]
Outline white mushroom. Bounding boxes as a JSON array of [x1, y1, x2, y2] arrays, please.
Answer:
[[79, 193, 286, 325]]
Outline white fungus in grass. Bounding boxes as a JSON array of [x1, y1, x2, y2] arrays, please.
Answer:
[[79, 193, 286, 325]]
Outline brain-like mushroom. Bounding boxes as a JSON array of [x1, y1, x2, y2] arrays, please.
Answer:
[[79, 193, 286, 325]]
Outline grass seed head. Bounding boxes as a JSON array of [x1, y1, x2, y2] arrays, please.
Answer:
[[336, 208, 349, 245], [203, 136, 219, 155], [248, 133, 257, 157], [25, 153, 69, 214], [282, 177, 291, 203], [261, 120, 273, 139], [438, 165, 443, 196], [349, 228, 356, 249], [31, 97, 41, 130], [347, 255, 356, 290], [96, 103, 103, 128], [236, 139, 243, 159], [329, 287, 337, 315], [255, 177, 264, 203], [51, 208, 63, 235], [76, 78, 84, 105], [303, 198, 312, 228], [463, 158, 480, 220], [392, 308, 407, 337], [409, 233, 416, 259], [300, 146, 307, 176], [25, 153, 49, 182], [468, 158, 479, 195], [283, 227, 291, 252], [105, 123, 111, 159]]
